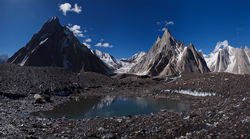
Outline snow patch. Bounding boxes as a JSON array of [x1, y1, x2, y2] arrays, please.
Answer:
[[19, 56, 29, 66], [177, 46, 186, 62], [214, 40, 229, 52], [11, 53, 21, 63], [39, 38, 48, 45], [163, 90, 216, 97], [183, 115, 190, 120], [165, 74, 182, 82], [47, 16, 57, 23]]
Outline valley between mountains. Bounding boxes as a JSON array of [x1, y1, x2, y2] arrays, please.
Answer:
[[0, 17, 249, 138]]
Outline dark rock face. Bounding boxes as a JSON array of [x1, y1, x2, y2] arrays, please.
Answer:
[[8, 17, 109, 74], [178, 44, 210, 73], [130, 29, 210, 77]]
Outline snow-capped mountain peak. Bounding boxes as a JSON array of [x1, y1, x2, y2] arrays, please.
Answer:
[[91, 49, 121, 71], [204, 40, 250, 74], [214, 40, 230, 52], [91, 50, 146, 73]]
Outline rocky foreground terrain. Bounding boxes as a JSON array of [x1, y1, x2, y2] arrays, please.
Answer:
[[0, 63, 249, 138]]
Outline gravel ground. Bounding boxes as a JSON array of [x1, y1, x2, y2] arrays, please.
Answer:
[[0, 64, 249, 138]]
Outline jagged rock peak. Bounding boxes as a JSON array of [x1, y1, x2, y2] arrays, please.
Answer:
[[130, 29, 209, 77], [188, 43, 195, 49], [162, 29, 174, 40], [8, 17, 110, 74], [159, 29, 176, 48]]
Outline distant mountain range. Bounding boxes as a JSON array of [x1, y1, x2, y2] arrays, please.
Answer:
[[5, 17, 250, 75], [0, 54, 8, 63], [92, 49, 146, 73], [204, 40, 250, 74]]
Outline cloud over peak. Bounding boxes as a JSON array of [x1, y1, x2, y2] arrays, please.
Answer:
[[85, 38, 92, 43], [156, 20, 175, 32], [95, 42, 113, 48], [67, 24, 84, 37], [59, 3, 82, 16], [166, 21, 174, 26]]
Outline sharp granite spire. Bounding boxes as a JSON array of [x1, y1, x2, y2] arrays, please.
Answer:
[[130, 29, 210, 76]]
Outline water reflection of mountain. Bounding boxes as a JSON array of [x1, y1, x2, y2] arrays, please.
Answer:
[[95, 96, 116, 109], [32, 96, 191, 119], [135, 97, 191, 112]]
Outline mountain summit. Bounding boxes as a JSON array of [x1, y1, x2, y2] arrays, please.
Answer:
[[8, 17, 109, 74], [130, 29, 210, 76]]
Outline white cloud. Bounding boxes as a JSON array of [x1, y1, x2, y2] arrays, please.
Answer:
[[95, 42, 113, 48], [59, 3, 71, 16], [59, 3, 82, 16], [161, 27, 167, 32], [165, 21, 174, 26], [103, 43, 110, 47], [157, 20, 175, 32], [83, 42, 91, 49], [71, 4, 82, 13], [85, 38, 92, 43], [67, 25, 84, 37], [95, 43, 102, 47]]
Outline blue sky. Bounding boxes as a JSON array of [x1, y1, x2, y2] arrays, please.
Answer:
[[0, 0, 250, 59]]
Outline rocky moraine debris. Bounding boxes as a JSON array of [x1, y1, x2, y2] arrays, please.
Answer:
[[0, 63, 249, 138]]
